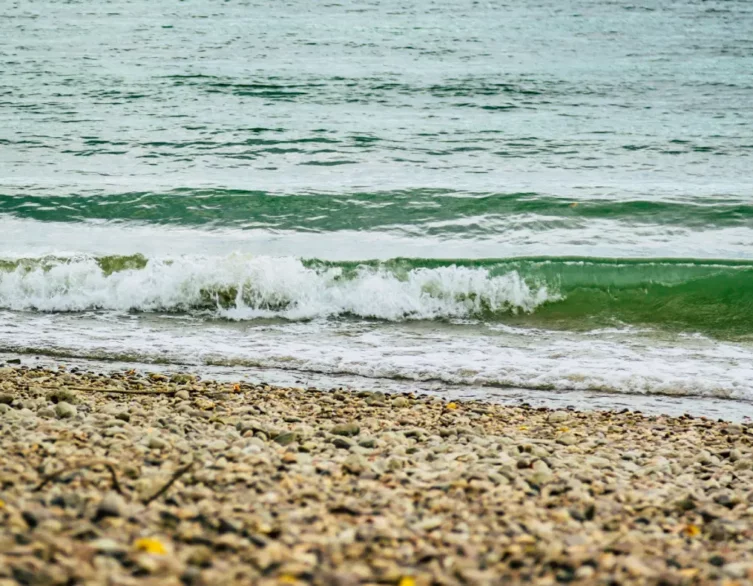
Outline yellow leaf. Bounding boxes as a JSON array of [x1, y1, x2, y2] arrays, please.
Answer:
[[570, 202, 578, 208], [519, 426, 528, 430], [558, 426, 569, 432], [682, 524, 701, 538], [446, 402, 458, 410], [0, 499, 5, 509], [233, 383, 241, 392], [134, 537, 167, 555], [399, 578, 416, 586]]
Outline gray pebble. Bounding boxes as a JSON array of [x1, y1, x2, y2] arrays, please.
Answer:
[[332, 437, 354, 450]]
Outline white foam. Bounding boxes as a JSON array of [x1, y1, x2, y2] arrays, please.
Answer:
[[1, 310, 752, 409], [0, 254, 555, 319]]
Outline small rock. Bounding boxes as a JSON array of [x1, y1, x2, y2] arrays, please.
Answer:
[[47, 389, 78, 404], [55, 401, 77, 419], [358, 438, 376, 448], [0, 393, 13, 405], [342, 454, 367, 475], [392, 397, 410, 408], [170, 373, 195, 385], [273, 432, 297, 446], [556, 432, 578, 446], [91, 538, 127, 555], [548, 411, 569, 424], [37, 407, 56, 418], [147, 436, 168, 450], [208, 440, 228, 451], [0, 403, 11, 415], [724, 562, 753, 579], [94, 492, 125, 521], [175, 390, 190, 401], [331, 423, 360, 437], [332, 437, 354, 450]]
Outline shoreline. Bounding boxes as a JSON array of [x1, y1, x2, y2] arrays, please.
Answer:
[[1, 365, 753, 585], [1, 353, 750, 423]]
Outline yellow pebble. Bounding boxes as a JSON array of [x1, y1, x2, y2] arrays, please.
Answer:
[[133, 537, 167, 555], [399, 578, 416, 586], [446, 402, 458, 410], [682, 524, 701, 538], [0, 499, 5, 509], [278, 575, 298, 584]]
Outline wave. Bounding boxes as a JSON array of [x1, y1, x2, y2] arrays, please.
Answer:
[[1, 189, 751, 232], [0, 254, 554, 320], [1, 254, 752, 337]]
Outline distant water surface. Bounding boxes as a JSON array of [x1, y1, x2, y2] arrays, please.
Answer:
[[1, 0, 752, 418]]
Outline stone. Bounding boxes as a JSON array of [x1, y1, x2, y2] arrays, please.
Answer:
[[147, 435, 168, 450], [94, 492, 125, 521], [342, 454, 367, 475], [331, 423, 360, 437], [724, 562, 753, 579], [90, 538, 127, 555], [332, 437, 354, 450], [273, 432, 297, 446], [170, 373, 195, 385], [392, 396, 410, 408], [55, 401, 77, 419], [548, 411, 569, 424], [556, 432, 578, 446]]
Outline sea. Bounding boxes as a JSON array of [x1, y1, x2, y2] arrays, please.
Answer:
[[2, 0, 752, 419]]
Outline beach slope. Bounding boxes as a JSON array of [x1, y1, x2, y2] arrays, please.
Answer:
[[1, 366, 752, 585]]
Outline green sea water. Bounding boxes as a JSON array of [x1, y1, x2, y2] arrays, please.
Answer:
[[1, 0, 752, 412]]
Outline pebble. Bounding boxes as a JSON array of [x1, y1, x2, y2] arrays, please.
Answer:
[[54, 401, 77, 419], [556, 432, 578, 445], [392, 396, 410, 408], [331, 422, 360, 437], [147, 435, 168, 450], [548, 411, 569, 424], [273, 432, 297, 446], [332, 437, 354, 450], [94, 492, 125, 521]]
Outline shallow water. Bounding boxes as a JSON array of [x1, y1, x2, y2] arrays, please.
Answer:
[[1, 0, 752, 416]]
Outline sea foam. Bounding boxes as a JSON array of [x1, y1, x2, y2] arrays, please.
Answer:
[[0, 254, 555, 320]]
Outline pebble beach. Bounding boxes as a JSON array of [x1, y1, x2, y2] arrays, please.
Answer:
[[1, 366, 753, 585]]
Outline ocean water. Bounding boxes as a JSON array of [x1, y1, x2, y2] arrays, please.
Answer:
[[2, 0, 753, 418]]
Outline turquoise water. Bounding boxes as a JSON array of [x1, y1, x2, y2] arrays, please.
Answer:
[[1, 0, 752, 415]]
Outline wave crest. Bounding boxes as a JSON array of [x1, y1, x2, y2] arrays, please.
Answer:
[[0, 254, 555, 320]]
